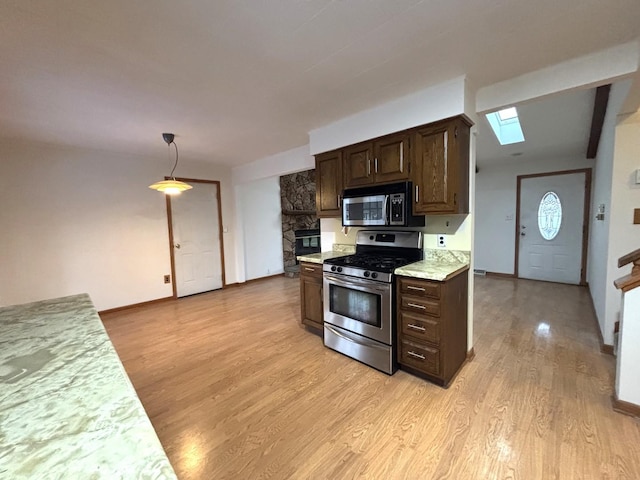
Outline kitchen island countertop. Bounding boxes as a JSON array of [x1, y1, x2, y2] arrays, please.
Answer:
[[395, 249, 470, 281], [0, 293, 177, 479]]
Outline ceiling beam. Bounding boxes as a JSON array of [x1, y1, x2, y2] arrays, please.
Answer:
[[586, 84, 611, 159]]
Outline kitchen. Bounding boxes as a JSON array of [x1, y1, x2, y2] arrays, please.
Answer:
[[298, 114, 473, 385], [2, 1, 640, 478]]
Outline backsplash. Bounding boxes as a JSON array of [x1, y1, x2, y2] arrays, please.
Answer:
[[320, 216, 472, 252]]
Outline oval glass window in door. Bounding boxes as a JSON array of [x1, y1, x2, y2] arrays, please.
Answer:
[[537, 191, 562, 240]]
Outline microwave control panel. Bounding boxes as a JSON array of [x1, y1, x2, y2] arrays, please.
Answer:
[[389, 193, 405, 225]]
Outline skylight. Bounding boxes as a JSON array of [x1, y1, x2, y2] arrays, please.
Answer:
[[486, 107, 525, 145]]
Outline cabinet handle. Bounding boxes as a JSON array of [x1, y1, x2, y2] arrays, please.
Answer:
[[374, 157, 378, 173], [407, 323, 426, 332], [337, 194, 342, 207], [304, 267, 315, 272], [399, 146, 404, 172], [407, 351, 426, 360], [407, 285, 425, 292], [415, 185, 419, 203], [454, 193, 457, 205], [367, 158, 371, 176], [407, 302, 426, 310]]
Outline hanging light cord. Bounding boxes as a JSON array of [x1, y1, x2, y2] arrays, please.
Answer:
[[168, 141, 179, 179]]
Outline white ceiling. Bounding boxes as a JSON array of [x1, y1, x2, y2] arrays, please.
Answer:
[[476, 88, 596, 166], [1, 1, 639, 166]]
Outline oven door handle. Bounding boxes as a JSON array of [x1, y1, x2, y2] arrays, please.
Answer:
[[325, 325, 388, 350], [324, 274, 390, 292]]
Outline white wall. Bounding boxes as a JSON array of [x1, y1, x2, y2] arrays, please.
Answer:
[[603, 110, 640, 343], [309, 76, 467, 154], [235, 177, 284, 281], [587, 81, 633, 344], [0, 139, 236, 310], [231, 145, 314, 282], [475, 155, 594, 274], [616, 287, 640, 405], [232, 145, 313, 185]]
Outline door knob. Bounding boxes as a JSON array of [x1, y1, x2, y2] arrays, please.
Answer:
[[175, 243, 181, 249]]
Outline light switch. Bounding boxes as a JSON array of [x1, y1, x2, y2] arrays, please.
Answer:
[[636, 169, 640, 184]]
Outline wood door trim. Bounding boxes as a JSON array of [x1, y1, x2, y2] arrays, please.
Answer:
[[514, 168, 592, 285], [165, 178, 227, 299]]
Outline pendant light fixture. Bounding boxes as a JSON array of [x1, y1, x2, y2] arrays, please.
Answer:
[[149, 133, 193, 195]]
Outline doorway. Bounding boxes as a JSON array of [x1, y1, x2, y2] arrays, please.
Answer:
[[515, 169, 591, 285], [166, 179, 225, 297]]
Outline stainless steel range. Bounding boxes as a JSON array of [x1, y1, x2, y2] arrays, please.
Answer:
[[322, 230, 423, 374]]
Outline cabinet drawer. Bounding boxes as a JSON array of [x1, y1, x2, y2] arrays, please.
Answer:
[[400, 311, 440, 344], [400, 339, 440, 376], [300, 262, 323, 278], [398, 277, 440, 299], [400, 295, 441, 317]]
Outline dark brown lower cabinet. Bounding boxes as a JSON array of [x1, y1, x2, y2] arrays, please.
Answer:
[[299, 262, 323, 332], [396, 271, 469, 387]]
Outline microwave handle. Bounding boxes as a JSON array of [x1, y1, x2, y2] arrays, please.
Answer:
[[383, 194, 390, 224]]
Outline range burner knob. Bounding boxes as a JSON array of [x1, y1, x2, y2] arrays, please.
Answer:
[[364, 271, 370, 277], [331, 266, 337, 272], [371, 272, 378, 279], [337, 267, 343, 273]]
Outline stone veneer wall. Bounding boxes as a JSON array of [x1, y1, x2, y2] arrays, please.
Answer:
[[280, 169, 318, 273]]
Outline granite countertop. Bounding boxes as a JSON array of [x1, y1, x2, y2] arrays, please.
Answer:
[[395, 249, 471, 281], [297, 244, 355, 264], [0, 294, 177, 479]]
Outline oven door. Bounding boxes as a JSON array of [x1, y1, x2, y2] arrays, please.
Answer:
[[323, 273, 392, 344], [342, 194, 389, 226]]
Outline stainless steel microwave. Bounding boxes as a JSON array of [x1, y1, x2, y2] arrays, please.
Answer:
[[342, 181, 425, 227]]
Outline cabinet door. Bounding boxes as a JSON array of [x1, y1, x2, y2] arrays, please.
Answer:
[[412, 120, 469, 214], [373, 133, 410, 184], [343, 142, 374, 188], [300, 272, 323, 330], [315, 150, 343, 217], [412, 123, 451, 214]]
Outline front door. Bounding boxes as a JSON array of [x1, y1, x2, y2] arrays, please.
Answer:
[[170, 181, 224, 297], [517, 170, 590, 285]]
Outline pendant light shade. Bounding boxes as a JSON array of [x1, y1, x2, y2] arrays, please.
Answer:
[[148, 178, 193, 194], [149, 133, 192, 195]]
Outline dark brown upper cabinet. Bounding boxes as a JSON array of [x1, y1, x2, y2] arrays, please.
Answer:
[[315, 150, 343, 218], [412, 117, 470, 215], [314, 115, 471, 218], [343, 134, 410, 189], [343, 142, 374, 188], [373, 133, 410, 185]]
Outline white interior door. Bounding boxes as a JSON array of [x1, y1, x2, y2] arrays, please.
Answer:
[[518, 172, 586, 284], [171, 182, 223, 297]]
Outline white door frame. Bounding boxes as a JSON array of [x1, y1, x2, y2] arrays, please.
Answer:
[[514, 168, 592, 285], [166, 178, 226, 298]]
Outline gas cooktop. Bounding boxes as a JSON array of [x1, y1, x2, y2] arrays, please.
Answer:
[[324, 254, 416, 274], [323, 230, 423, 282]]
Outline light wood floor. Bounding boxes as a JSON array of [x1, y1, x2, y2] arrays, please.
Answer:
[[101, 276, 640, 480]]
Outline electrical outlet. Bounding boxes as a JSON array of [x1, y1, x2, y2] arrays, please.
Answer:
[[164, 274, 171, 284], [437, 234, 446, 248]]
